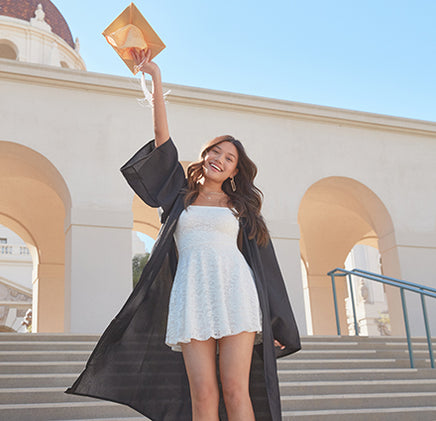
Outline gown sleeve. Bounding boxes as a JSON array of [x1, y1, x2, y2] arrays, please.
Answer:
[[120, 138, 186, 220]]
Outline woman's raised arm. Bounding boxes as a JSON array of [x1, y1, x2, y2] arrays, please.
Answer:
[[132, 48, 170, 148]]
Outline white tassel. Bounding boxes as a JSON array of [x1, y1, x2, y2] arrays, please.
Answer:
[[138, 73, 171, 108]]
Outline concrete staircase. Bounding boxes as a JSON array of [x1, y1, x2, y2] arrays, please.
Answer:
[[0, 334, 435, 421]]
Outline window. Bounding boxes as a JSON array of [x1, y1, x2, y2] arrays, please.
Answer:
[[0, 41, 18, 60], [0, 238, 7, 244]]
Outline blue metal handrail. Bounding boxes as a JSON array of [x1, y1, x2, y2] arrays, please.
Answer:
[[327, 267, 436, 369], [351, 268, 436, 294]]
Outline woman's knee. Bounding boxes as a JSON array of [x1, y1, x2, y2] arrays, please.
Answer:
[[221, 376, 250, 407], [191, 380, 219, 410]]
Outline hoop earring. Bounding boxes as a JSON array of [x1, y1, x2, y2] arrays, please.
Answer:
[[230, 177, 236, 192]]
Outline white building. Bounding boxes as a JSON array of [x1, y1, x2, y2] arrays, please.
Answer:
[[1, 1, 435, 338]]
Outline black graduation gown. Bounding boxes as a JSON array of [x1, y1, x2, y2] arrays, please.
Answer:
[[65, 138, 301, 421]]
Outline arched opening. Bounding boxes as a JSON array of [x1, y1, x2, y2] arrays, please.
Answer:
[[344, 238, 391, 336], [0, 40, 18, 60], [298, 176, 402, 336], [132, 194, 160, 240], [0, 224, 33, 332], [0, 141, 71, 332]]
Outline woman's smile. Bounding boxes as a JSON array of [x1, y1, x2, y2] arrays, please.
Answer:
[[209, 162, 223, 172]]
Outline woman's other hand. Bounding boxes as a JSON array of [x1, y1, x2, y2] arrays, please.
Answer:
[[274, 340, 285, 350]]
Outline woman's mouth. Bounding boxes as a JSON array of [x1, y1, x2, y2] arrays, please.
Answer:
[[210, 163, 223, 172]]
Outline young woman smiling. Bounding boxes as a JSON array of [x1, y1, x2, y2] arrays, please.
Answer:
[[66, 48, 300, 421]]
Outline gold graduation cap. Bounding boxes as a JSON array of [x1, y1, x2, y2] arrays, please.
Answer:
[[102, 3, 166, 75]]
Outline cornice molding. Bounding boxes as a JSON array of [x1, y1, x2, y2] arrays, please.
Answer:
[[1, 58, 435, 137]]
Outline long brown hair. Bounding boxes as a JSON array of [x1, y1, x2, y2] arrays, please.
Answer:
[[184, 135, 269, 246]]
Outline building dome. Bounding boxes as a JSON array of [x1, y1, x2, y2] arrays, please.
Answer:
[[0, 0, 74, 48]]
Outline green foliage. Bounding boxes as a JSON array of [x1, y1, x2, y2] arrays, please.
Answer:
[[132, 253, 150, 288]]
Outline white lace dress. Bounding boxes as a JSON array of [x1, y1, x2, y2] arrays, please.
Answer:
[[165, 205, 263, 351]]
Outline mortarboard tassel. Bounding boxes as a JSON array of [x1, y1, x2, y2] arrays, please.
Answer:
[[138, 72, 170, 108]]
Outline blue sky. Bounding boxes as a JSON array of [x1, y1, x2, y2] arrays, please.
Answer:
[[54, 0, 435, 122]]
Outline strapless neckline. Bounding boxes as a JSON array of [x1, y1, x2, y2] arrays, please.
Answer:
[[189, 205, 231, 209]]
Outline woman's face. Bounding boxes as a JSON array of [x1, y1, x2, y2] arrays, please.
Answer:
[[202, 141, 239, 184]]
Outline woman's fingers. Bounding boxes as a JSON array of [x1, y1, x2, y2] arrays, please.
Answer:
[[131, 47, 139, 64], [133, 48, 153, 73], [145, 48, 152, 61], [274, 340, 285, 350]]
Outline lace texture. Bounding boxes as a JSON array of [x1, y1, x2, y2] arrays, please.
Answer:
[[165, 206, 263, 352]]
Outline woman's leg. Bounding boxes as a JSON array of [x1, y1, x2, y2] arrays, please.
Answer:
[[181, 338, 220, 421], [218, 332, 256, 421]]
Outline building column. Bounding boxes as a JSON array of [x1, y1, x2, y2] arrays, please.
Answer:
[[306, 273, 348, 335], [394, 231, 436, 336], [33, 263, 64, 332], [378, 231, 405, 336], [269, 220, 307, 335], [64, 208, 133, 334]]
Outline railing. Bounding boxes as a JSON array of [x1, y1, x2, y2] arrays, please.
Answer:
[[328, 267, 436, 369], [0, 244, 30, 256]]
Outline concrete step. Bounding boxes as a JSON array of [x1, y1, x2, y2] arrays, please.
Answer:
[[277, 357, 431, 369], [280, 391, 436, 411], [290, 349, 420, 360], [0, 350, 92, 362], [0, 350, 429, 368], [279, 368, 436, 381], [1, 349, 428, 363], [1, 368, 433, 390], [279, 378, 436, 395], [0, 333, 100, 342], [0, 347, 429, 364], [0, 341, 95, 351], [0, 373, 80, 388], [0, 361, 85, 374], [282, 406, 436, 421], [56, 419, 146, 421], [0, 401, 146, 421], [0, 359, 404, 375], [0, 387, 95, 404], [299, 340, 436, 349], [299, 335, 436, 344]]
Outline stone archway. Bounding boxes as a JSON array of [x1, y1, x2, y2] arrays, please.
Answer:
[[0, 140, 71, 332], [298, 176, 402, 335], [132, 194, 160, 241]]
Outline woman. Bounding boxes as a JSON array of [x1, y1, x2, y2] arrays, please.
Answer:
[[66, 49, 300, 421]]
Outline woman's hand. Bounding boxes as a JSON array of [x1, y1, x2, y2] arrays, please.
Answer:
[[131, 48, 160, 78], [129, 47, 169, 146], [274, 340, 285, 350]]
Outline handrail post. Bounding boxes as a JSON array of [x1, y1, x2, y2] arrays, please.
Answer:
[[330, 273, 341, 335], [420, 293, 435, 369], [400, 288, 414, 368], [348, 274, 359, 336]]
